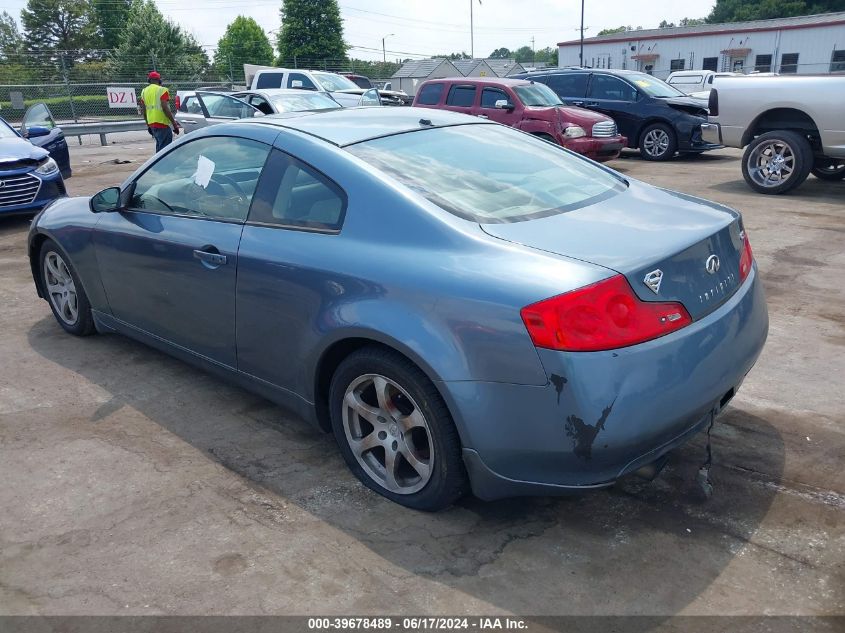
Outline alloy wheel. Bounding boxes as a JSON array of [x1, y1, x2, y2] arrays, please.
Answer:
[[746, 140, 797, 189], [643, 129, 670, 158], [341, 374, 434, 495], [43, 251, 79, 325]]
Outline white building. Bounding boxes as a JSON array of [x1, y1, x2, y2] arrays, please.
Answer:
[[557, 12, 845, 79]]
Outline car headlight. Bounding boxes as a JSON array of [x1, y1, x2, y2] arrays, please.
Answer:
[[35, 157, 59, 176], [563, 126, 587, 139]]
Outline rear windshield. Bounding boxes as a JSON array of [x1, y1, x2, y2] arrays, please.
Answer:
[[346, 124, 624, 223], [514, 83, 563, 107]]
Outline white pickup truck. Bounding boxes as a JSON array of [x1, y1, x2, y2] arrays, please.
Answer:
[[702, 75, 845, 194]]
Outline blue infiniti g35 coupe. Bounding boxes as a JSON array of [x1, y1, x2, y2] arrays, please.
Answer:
[[28, 108, 768, 510]]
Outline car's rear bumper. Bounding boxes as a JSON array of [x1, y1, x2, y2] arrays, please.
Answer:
[[565, 135, 627, 162], [441, 265, 768, 500]]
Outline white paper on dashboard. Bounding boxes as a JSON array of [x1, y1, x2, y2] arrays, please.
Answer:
[[192, 155, 215, 188]]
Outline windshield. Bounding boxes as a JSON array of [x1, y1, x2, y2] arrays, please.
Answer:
[[347, 124, 624, 223], [271, 93, 340, 112], [628, 73, 685, 97], [514, 83, 563, 107], [313, 73, 359, 92], [0, 119, 18, 139]]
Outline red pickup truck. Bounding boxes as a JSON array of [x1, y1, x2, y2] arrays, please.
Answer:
[[413, 77, 626, 162]]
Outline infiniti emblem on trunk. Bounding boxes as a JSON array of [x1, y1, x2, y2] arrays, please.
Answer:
[[705, 255, 721, 275], [643, 269, 663, 294]]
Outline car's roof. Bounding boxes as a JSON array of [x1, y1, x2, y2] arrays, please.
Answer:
[[244, 88, 334, 97], [247, 106, 484, 147], [520, 67, 644, 77], [422, 76, 534, 87]]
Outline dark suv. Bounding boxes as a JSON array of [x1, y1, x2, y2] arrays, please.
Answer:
[[510, 68, 720, 161]]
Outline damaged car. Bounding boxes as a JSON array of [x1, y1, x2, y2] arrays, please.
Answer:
[[511, 68, 720, 161], [28, 108, 767, 510]]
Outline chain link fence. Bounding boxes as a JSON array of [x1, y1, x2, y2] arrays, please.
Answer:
[[0, 50, 402, 124]]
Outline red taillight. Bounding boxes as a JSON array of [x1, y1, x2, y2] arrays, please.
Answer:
[[520, 274, 692, 352], [739, 232, 754, 282]]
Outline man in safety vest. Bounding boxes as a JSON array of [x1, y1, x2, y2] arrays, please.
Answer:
[[138, 71, 180, 152]]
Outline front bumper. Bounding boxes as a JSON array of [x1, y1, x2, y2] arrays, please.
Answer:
[[441, 266, 768, 500], [677, 119, 722, 153], [564, 135, 627, 162]]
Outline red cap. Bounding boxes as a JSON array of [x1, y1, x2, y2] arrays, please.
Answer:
[[148, 71, 161, 81]]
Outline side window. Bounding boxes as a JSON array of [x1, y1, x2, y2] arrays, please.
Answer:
[[199, 94, 257, 119], [255, 72, 284, 89], [588, 75, 637, 101], [130, 136, 271, 223], [249, 150, 346, 232], [416, 83, 444, 105], [545, 73, 588, 97], [182, 96, 202, 114], [287, 73, 318, 90], [23, 103, 56, 130], [249, 96, 273, 115], [446, 85, 477, 107], [480, 87, 512, 109]]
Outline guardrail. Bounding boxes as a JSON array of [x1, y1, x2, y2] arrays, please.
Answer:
[[61, 120, 148, 146]]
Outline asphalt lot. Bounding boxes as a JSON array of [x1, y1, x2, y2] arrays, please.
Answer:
[[0, 138, 843, 620]]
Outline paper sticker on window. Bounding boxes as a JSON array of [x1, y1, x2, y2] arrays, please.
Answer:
[[634, 80, 652, 88], [192, 155, 215, 189]]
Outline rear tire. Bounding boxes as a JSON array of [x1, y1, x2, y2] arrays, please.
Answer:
[[329, 346, 468, 511], [639, 123, 677, 161], [811, 160, 845, 181], [39, 239, 96, 336], [742, 130, 813, 194]]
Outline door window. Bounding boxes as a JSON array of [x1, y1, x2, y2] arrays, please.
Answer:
[[249, 151, 346, 232], [480, 87, 512, 109], [181, 96, 202, 114], [23, 103, 56, 130], [416, 83, 444, 105], [197, 93, 258, 119], [588, 75, 638, 101], [129, 136, 271, 222], [287, 73, 318, 90], [249, 95, 274, 114], [446, 85, 477, 107], [359, 88, 381, 106], [544, 73, 588, 97]]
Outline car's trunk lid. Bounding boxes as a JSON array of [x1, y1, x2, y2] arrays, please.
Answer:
[[480, 180, 745, 320]]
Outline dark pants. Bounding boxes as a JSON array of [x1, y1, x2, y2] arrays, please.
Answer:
[[150, 126, 173, 152]]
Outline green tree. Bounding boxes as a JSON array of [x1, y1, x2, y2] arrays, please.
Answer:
[[20, 0, 98, 60], [488, 47, 511, 58], [214, 16, 274, 78], [430, 51, 470, 60], [93, 0, 131, 50], [597, 25, 632, 35], [277, 0, 346, 62], [110, 0, 208, 81], [707, 0, 845, 23], [0, 11, 22, 57], [513, 45, 535, 63], [534, 47, 558, 65]]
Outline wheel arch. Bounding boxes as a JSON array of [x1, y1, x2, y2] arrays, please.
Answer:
[[742, 108, 820, 148], [312, 334, 453, 435], [29, 231, 51, 298]]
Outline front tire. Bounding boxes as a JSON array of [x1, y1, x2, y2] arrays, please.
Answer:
[[329, 346, 467, 511], [639, 123, 677, 161], [39, 239, 95, 336], [742, 130, 813, 194]]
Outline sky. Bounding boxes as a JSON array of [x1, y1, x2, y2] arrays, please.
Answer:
[[0, 0, 717, 60]]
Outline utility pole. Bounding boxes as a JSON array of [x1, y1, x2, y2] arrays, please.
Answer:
[[531, 36, 535, 64], [580, 0, 585, 67], [470, 0, 474, 59], [382, 33, 394, 63]]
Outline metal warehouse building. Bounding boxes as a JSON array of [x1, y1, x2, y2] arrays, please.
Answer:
[[557, 12, 845, 79]]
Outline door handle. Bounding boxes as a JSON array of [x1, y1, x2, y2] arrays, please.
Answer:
[[476, 114, 489, 119], [193, 249, 227, 266], [585, 102, 599, 107], [183, 120, 198, 125], [571, 101, 585, 106]]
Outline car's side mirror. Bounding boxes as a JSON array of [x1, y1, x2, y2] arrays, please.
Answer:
[[25, 126, 51, 138], [494, 99, 514, 111], [90, 187, 122, 213]]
